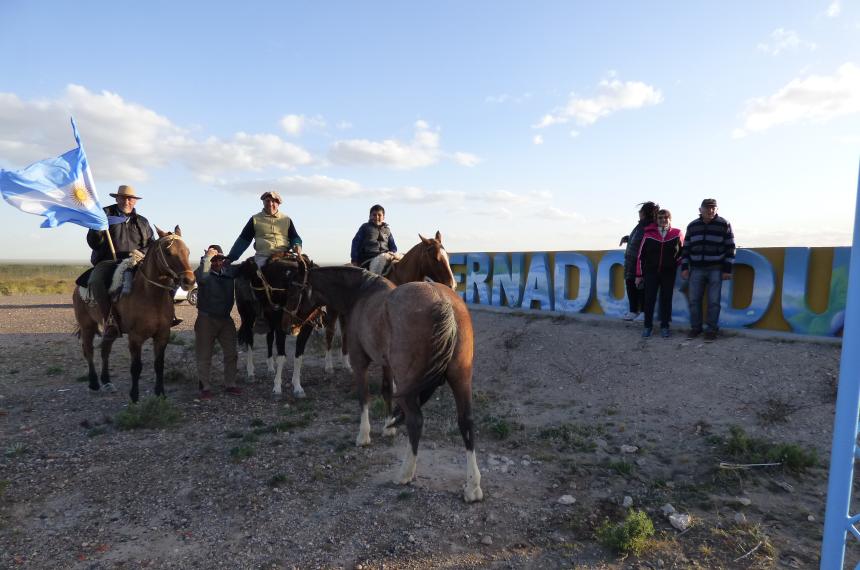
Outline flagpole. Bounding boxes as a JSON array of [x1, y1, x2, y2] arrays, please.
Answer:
[[104, 230, 117, 261]]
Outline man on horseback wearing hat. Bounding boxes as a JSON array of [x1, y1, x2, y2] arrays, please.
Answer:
[[83, 184, 181, 338], [225, 191, 302, 265]]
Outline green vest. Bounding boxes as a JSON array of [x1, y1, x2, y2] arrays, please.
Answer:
[[252, 211, 293, 256]]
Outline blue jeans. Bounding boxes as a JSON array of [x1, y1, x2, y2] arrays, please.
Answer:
[[688, 266, 723, 332]]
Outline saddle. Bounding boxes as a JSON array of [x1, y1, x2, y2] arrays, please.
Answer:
[[108, 257, 141, 299]]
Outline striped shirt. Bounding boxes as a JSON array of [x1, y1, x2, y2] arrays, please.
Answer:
[[680, 215, 735, 273]]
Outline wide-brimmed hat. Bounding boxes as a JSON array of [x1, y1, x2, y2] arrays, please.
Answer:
[[110, 185, 142, 199], [260, 191, 282, 204]]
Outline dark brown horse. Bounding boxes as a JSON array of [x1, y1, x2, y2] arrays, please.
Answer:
[[273, 262, 483, 502], [291, 231, 456, 398], [72, 227, 195, 402]]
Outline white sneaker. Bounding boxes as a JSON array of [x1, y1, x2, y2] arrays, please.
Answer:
[[622, 311, 638, 321], [634, 313, 645, 322]]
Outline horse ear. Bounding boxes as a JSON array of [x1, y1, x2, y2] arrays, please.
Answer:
[[174, 225, 182, 237], [435, 230, 442, 242], [418, 233, 430, 244], [155, 226, 167, 238]]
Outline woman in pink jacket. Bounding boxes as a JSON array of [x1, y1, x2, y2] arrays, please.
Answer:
[[635, 209, 684, 338]]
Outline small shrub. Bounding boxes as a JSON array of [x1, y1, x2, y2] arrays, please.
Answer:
[[4, 443, 28, 458], [164, 369, 189, 384], [167, 332, 186, 346], [721, 426, 817, 473], [242, 433, 259, 443], [596, 509, 655, 556], [115, 397, 182, 430], [250, 418, 265, 428], [483, 415, 512, 440], [87, 426, 108, 438], [757, 397, 800, 425], [230, 444, 255, 461], [608, 460, 634, 476], [0, 480, 8, 498], [397, 490, 413, 501], [225, 430, 243, 439], [370, 396, 387, 420], [275, 414, 314, 431], [268, 473, 289, 487], [46, 366, 63, 376], [253, 425, 277, 436]]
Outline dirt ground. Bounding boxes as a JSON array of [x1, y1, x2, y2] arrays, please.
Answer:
[[0, 294, 847, 568]]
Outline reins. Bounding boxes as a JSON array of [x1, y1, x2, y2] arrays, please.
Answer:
[[139, 235, 194, 291], [251, 253, 311, 320]]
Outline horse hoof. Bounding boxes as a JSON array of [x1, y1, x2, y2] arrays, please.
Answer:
[[293, 388, 306, 399], [102, 383, 116, 392], [272, 387, 282, 396], [356, 434, 371, 447], [463, 485, 484, 503], [324, 364, 334, 375]]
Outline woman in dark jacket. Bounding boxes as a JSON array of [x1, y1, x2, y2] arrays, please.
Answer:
[[635, 209, 683, 338], [622, 201, 659, 320]]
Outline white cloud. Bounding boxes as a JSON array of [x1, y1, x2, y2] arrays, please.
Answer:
[[218, 175, 466, 205], [485, 92, 532, 104], [479, 190, 552, 205], [535, 206, 582, 221], [328, 120, 476, 169], [0, 85, 314, 181], [533, 134, 544, 145], [279, 113, 326, 136], [734, 63, 860, 137], [826, 0, 841, 17], [569, 130, 580, 138], [757, 28, 817, 56], [535, 76, 663, 129], [328, 120, 440, 169], [452, 151, 481, 167]]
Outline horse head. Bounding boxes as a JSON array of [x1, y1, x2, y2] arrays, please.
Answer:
[[258, 254, 319, 325], [417, 231, 456, 289], [153, 226, 196, 291]]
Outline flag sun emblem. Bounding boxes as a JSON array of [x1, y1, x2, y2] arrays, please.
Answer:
[[70, 183, 93, 208]]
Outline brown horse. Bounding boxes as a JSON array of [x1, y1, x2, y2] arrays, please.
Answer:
[[274, 263, 483, 502], [72, 227, 195, 402], [288, 231, 455, 399]]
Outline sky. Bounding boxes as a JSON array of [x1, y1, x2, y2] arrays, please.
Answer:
[[1, 1, 859, 263]]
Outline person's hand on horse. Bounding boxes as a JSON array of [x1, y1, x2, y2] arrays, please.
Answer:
[[205, 247, 220, 258]]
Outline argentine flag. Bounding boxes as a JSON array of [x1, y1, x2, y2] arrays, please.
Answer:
[[0, 118, 108, 231]]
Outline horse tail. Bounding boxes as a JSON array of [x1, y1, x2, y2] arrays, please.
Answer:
[[398, 294, 458, 399]]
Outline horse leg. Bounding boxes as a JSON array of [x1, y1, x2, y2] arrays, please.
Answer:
[[245, 335, 256, 381], [266, 330, 276, 375], [80, 323, 99, 392], [352, 351, 372, 447], [396, 395, 423, 485], [291, 324, 312, 399], [339, 315, 352, 372], [153, 334, 168, 398], [272, 328, 287, 396], [323, 315, 336, 374], [449, 367, 483, 503], [381, 365, 398, 436], [99, 336, 117, 392], [128, 338, 144, 403]]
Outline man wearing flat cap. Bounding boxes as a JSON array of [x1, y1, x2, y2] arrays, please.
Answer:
[[225, 191, 302, 266], [84, 184, 159, 337], [680, 198, 735, 341]]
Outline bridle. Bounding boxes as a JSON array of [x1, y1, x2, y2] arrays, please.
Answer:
[[140, 235, 195, 291], [251, 254, 312, 321]]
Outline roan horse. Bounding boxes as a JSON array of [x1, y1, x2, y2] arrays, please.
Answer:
[[269, 262, 483, 502], [288, 231, 457, 398], [72, 227, 195, 402]]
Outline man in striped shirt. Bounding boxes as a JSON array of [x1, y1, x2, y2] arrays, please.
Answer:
[[680, 198, 735, 341]]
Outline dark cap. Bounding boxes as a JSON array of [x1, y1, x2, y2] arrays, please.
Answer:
[[701, 198, 717, 208], [208, 244, 223, 254], [260, 191, 282, 204], [211, 253, 227, 262]]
